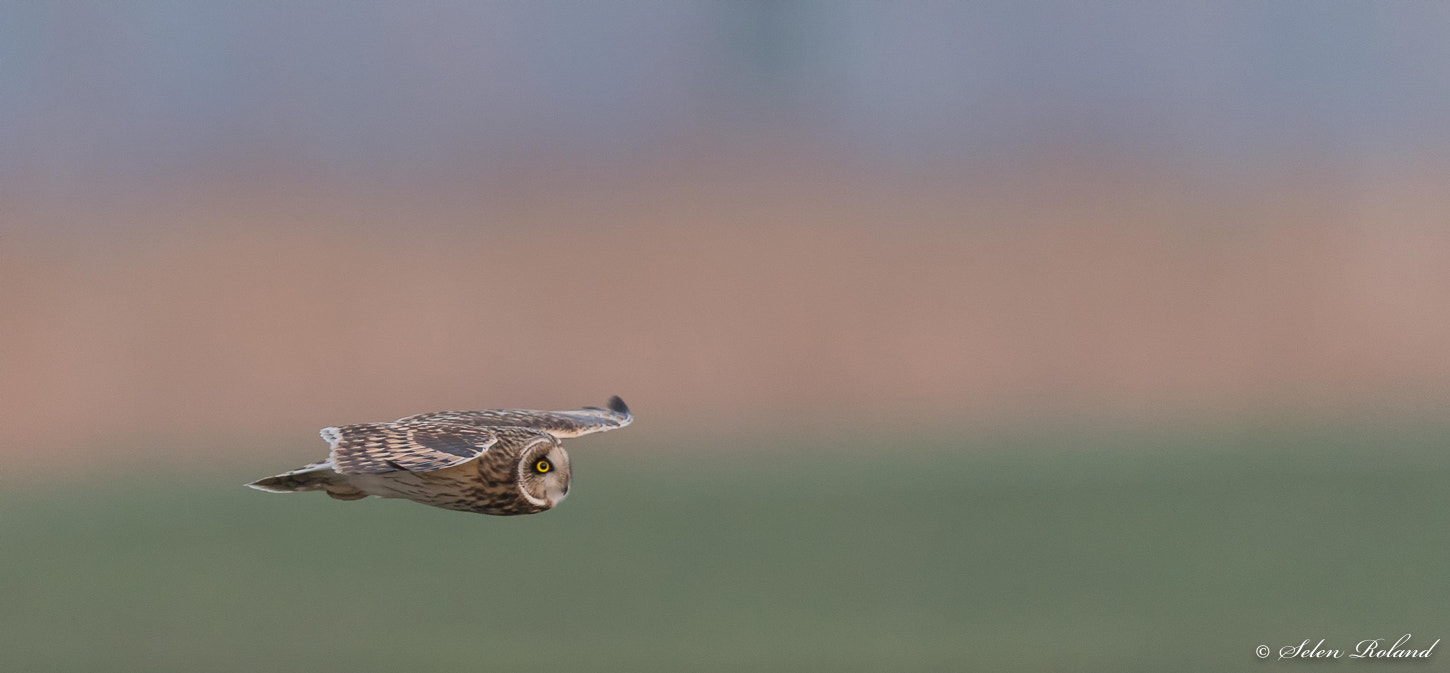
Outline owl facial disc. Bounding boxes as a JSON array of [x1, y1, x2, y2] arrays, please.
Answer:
[[517, 440, 571, 508]]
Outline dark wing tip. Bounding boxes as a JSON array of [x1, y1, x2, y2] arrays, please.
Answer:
[[607, 395, 630, 416]]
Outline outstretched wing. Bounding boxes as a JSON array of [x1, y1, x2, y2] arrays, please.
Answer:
[[322, 422, 498, 474], [397, 396, 633, 439]]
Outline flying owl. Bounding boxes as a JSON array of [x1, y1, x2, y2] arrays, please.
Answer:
[[247, 396, 632, 515]]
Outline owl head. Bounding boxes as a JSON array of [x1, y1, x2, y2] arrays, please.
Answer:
[[515, 437, 571, 510], [473, 429, 574, 515]]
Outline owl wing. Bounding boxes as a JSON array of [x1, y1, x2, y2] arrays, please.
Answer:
[[322, 421, 498, 474], [396, 395, 632, 439]]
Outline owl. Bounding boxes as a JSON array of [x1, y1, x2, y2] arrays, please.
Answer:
[[247, 396, 632, 515]]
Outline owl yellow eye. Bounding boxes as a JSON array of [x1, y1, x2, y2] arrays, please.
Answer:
[[535, 460, 551, 473]]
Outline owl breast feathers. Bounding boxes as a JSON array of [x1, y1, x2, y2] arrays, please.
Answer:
[[248, 396, 632, 515]]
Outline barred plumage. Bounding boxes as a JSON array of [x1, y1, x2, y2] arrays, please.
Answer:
[[248, 396, 632, 515]]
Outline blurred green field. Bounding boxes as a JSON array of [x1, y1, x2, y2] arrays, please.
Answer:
[[2, 423, 1447, 672]]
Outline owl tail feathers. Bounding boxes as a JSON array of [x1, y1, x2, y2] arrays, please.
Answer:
[[247, 461, 368, 501]]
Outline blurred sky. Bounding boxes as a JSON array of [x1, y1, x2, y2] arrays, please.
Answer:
[[3, 2, 1450, 460], [4, 1, 1450, 199]]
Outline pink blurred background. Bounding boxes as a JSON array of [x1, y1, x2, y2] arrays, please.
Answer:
[[3, 2, 1449, 465]]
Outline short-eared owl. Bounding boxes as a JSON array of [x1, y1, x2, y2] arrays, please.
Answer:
[[248, 397, 632, 515]]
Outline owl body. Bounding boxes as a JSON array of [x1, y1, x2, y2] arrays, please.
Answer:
[[248, 397, 629, 515]]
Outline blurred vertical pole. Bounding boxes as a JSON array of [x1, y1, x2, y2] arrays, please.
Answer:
[[713, 0, 837, 134]]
